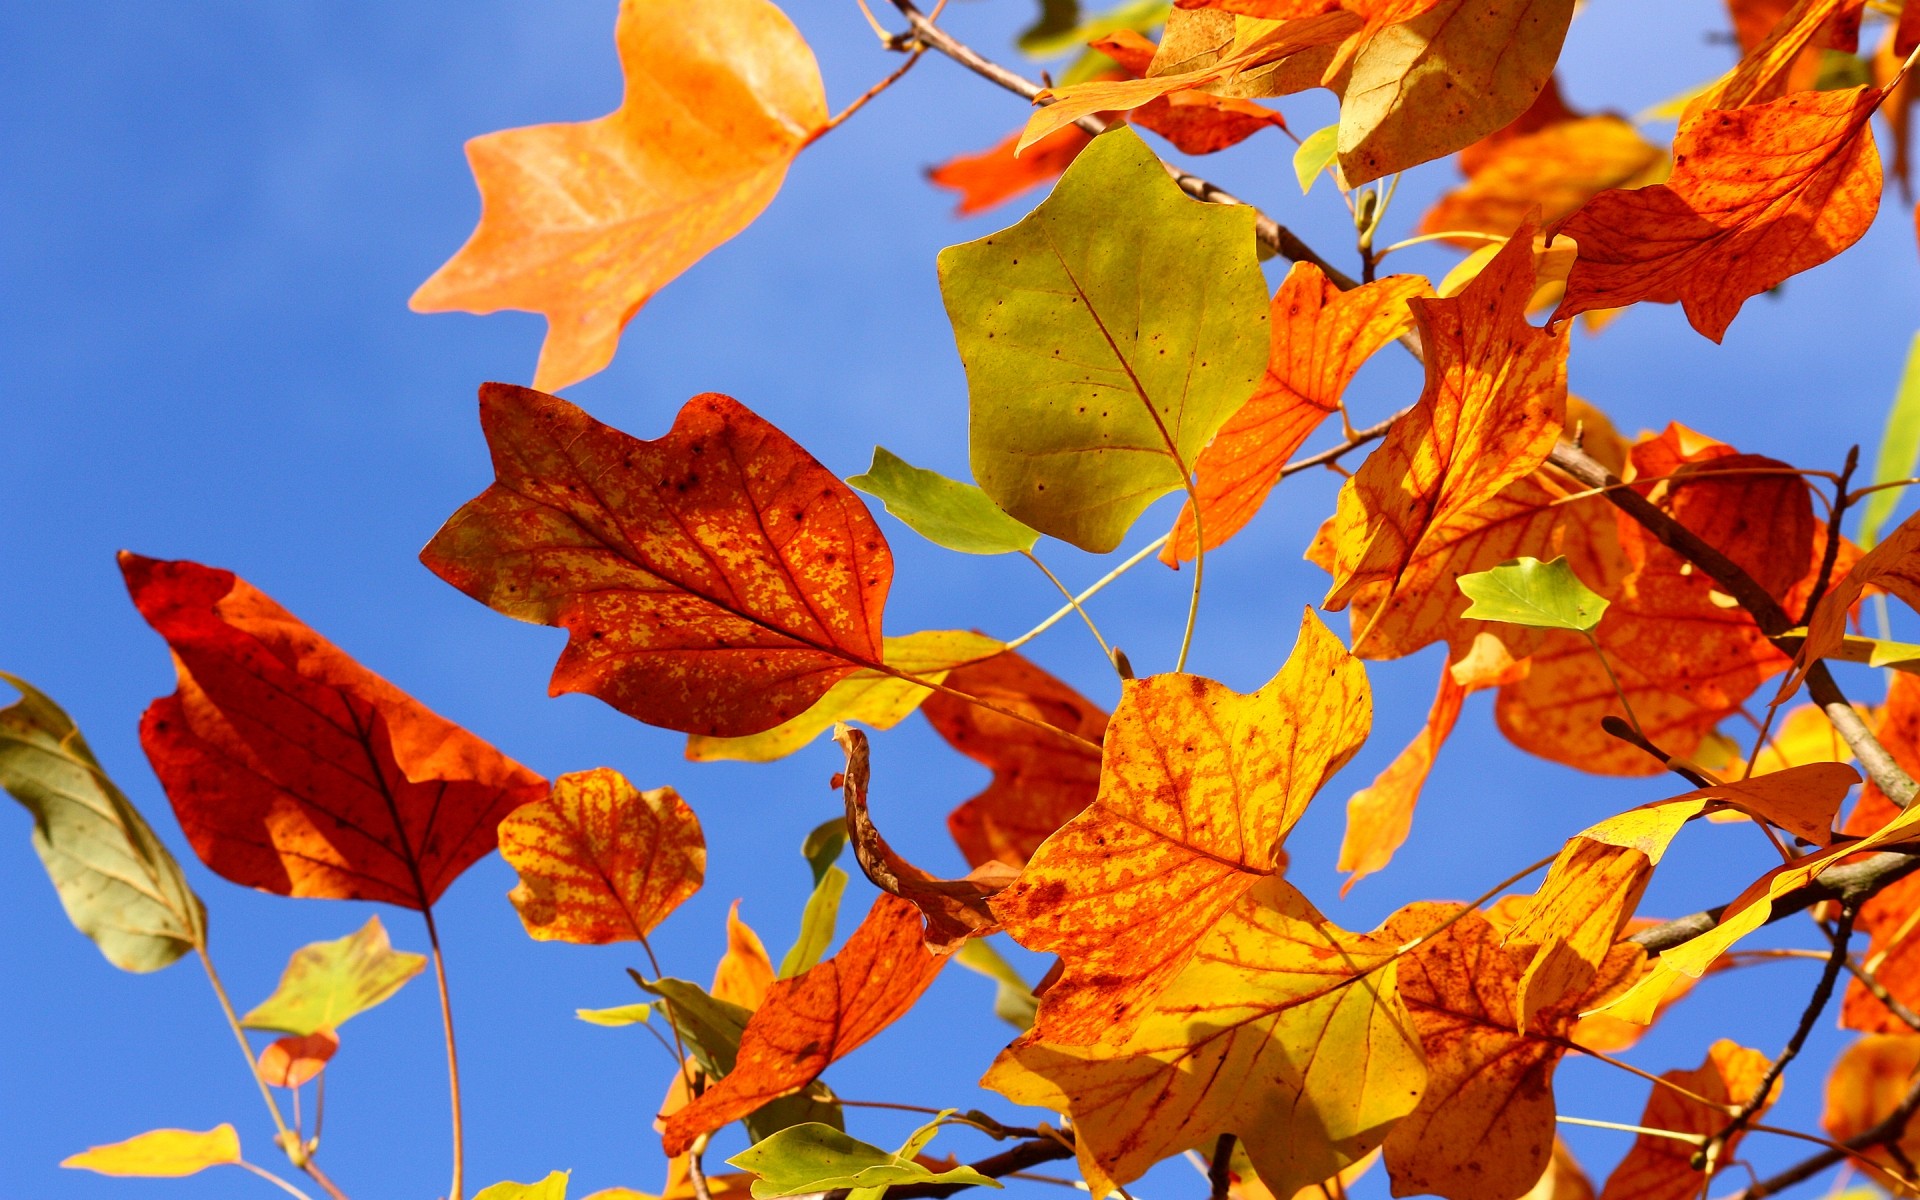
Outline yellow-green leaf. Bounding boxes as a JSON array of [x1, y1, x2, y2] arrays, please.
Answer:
[[849, 447, 1039, 556], [476, 1172, 571, 1200], [1861, 331, 1920, 549], [1293, 124, 1341, 194], [729, 1118, 999, 1200], [1457, 556, 1609, 633], [940, 127, 1271, 553], [62, 1125, 242, 1177], [576, 1002, 653, 1027], [779, 864, 848, 979], [241, 916, 427, 1035], [953, 938, 1038, 1030]]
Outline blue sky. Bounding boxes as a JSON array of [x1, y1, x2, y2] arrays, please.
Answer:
[[7, 3, 1920, 1199]]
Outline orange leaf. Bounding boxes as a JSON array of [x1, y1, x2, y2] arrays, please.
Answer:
[[1089, 32, 1292, 154], [409, 0, 827, 391], [992, 610, 1369, 1045], [256, 1030, 340, 1089], [1840, 674, 1920, 1031], [421, 384, 891, 738], [498, 768, 704, 945], [1552, 85, 1885, 342], [712, 900, 776, 1010], [1421, 117, 1666, 241], [122, 555, 546, 908], [1800, 507, 1920, 693], [1322, 226, 1569, 627], [1596, 1041, 1775, 1200], [659, 893, 946, 1154], [1822, 1032, 1920, 1187], [1691, 0, 1853, 119], [927, 124, 1095, 217], [922, 649, 1108, 872], [1164, 265, 1429, 565]]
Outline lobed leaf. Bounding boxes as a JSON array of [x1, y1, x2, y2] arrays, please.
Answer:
[[241, 916, 426, 1035], [1457, 555, 1609, 633]]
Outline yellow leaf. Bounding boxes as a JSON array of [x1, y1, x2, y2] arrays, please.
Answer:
[[62, 1125, 242, 1177]]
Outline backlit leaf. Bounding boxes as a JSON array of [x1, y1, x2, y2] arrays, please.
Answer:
[[1822, 1033, 1920, 1188], [122, 554, 548, 907], [62, 1126, 242, 1178], [476, 1173, 571, 1200], [256, 1030, 339, 1089], [241, 916, 427, 1036], [410, 0, 827, 391], [498, 768, 705, 944], [729, 1119, 997, 1199], [420, 384, 892, 738], [848, 448, 1039, 556], [953, 938, 1038, 1030], [928, 124, 1095, 218], [715, 901, 777, 1007], [1457, 556, 1609, 633], [1422, 117, 1666, 240], [0, 673, 205, 972], [1293, 123, 1341, 192], [941, 127, 1270, 553], [779, 864, 848, 979], [1596, 1042, 1774, 1200], [577, 1003, 654, 1028], [992, 610, 1369, 1045], [1859, 331, 1920, 549]]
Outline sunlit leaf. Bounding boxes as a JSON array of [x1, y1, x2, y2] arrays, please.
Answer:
[[849, 448, 1039, 556], [1596, 1042, 1774, 1200], [1860, 330, 1920, 549], [1293, 123, 1341, 193], [729, 1119, 998, 1199], [256, 1030, 339, 1089], [62, 1126, 242, 1178], [779, 864, 848, 980], [577, 1003, 655, 1028], [241, 916, 427, 1036], [475, 1172, 571, 1200], [1457, 556, 1609, 633]]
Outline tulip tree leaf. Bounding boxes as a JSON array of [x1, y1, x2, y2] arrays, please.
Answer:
[[729, 1115, 1000, 1200], [1293, 125, 1340, 195], [1, 673, 205, 973], [474, 1172, 570, 1200], [241, 916, 427, 1035], [576, 1003, 654, 1027], [802, 817, 847, 886], [61, 1126, 241, 1178], [780, 864, 849, 979], [1861, 331, 1920, 549], [1458, 556, 1609, 634], [849, 448, 1039, 556], [940, 127, 1270, 553]]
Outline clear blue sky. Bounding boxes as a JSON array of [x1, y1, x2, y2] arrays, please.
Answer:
[[7, 3, 1920, 1199]]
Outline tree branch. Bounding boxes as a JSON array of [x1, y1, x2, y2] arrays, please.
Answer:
[[819, 1135, 1078, 1200], [1737, 1062, 1920, 1199]]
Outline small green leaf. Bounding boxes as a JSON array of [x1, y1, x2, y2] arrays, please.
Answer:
[[802, 817, 847, 886], [241, 916, 427, 1035], [1293, 124, 1340, 194], [1860, 331, 1920, 550], [576, 1002, 653, 1027], [1814, 49, 1871, 90], [953, 938, 1038, 1031], [780, 864, 848, 979], [729, 1118, 1000, 1200], [849, 448, 1040, 556], [1, 673, 205, 973], [1020, 0, 1167, 57], [474, 1171, 570, 1200], [1457, 556, 1610, 633]]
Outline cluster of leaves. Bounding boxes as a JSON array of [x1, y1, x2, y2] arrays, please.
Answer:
[[26, 0, 1920, 1199]]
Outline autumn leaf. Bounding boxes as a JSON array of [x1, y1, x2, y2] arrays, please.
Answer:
[[1822, 1032, 1920, 1187], [241, 916, 427, 1035], [1163, 265, 1429, 565], [848, 449, 1039, 557], [0, 673, 206, 973], [1322, 227, 1569, 626], [1688, 0, 1856, 119], [122, 554, 547, 908], [1552, 85, 1885, 342], [1799, 506, 1920, 691], [1839, 674, 1920, 1031], [1596, 1041, 1775, 1200], [921, 648, 1109, 871], [985, 877, 1425, 1200], [992, 609, 1369, 1045], [661, 894, 948, 1155], [929, 123, 1095, 217], [498, 768, 704, 945], [256, 1030, 339, 1089], [1090, 30, 1293, 153], [1422, 116, 1666, 241], [729, 1116, 997, 1198], [420, 384, 891, 738], [476, 1174, 570, 1200], [410, 0, 828, 391], [1457, 555, 1609, 633], [62, 1126, 243, 1178], [714, 900, 778, 1009], [942, 127, 1271, 553]]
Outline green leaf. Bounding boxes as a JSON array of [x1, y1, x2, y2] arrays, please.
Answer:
[[576, 1002, 653, 1027], [780, 864, 848, 979], [1814, 49, 1872, 90], [953, 938, 1039, 1031], [1457, 556, 1609, 633], [1020, 0, 1167, 57], [474, 1172, 570, 1200], [729, 1117, 1000, 1200], [940, 127, 1270, 553], [241, 916, 427, 1035], [849, 448, 1039, 556], [1860, 331, 1920, 549], [802, 817, 847, 886], [0, 673, 205, 973], [1292, 124, 1340, 195]]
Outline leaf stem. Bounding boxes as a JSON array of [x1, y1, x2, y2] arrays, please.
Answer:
[[1022, 550, 1115, 666], [199, 948, 294, 1143], [421, 906, 465, 1200], [1581, 630, 1645, 740], [1006, 534, 1170, 651], [1554, 1115, 1704, 1144], [235, 1160, 319, 1200], [1176, 488, 1205, 674]]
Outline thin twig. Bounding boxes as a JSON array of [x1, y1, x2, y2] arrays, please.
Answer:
[[802, 49, 927, 150], [1735, 1063, 1920, 1198], [1799, 446, 1861, 626], [1207, 1134, 1236, 1200], [1023, 550, 1115, 665], [1007, 534, 1169, 651]]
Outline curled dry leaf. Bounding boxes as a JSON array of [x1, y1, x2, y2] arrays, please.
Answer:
[[1164, 265, 1430, 566], [986, 877, 1425, 1200], [122, 554, 547, 908], [420, 384, 891, 738], [498, 767, 705, 945], [992, 609, 1370, 1045], [256, 1030, 340, 1089], [660, 894, 947, 1155], [1552, 85, 1885, 342], [921, 648, 1109, 872], [1595, 1040, 1775, 1200], [410, 0, 827, 391]]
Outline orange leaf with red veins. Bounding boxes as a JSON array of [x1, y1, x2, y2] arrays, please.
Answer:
[[497, 768, 704, 945], [122, 555, 547, 908], [1822, 1032, 1920, 1187], [1596, 1041, 1775, 1200], [256, 1031, 339, 1089], [1421, 117, 1666, 240], [1690, 0, 1854, 119], [1164, 266, 1429, 566], [1800, 507, 1920, 692], [660, 893, 946, 1154], [921, 650, 1108, 872], [1382, 905, 1643, 1200], [992, 610, 1370, 1046], [420, 384, 891, 738], [1551, 86, 1885, 342], [927, 124, 1094, 217], [712, 901, 776, 1009], [1322, 226, 1569, 626], [1087, 32, 1292, 154], [409, 0, 827, 392], [1840, 673, 1920, 1031]]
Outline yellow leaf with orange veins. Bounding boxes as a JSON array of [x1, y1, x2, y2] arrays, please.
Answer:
[[499, 768, 705, 945], [712, 901, 775, 1010], [1822, 1033, 1920, 1189], [1164, 265, 1430, 566], [1749, 702, 1857, 777], [410, 0, 827, 391], [1322, 226, 1569, 635], [1596, 1041, 1775, 1200], [984, 877, 1424, 1200], [992, 610, 1370, 1045]]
